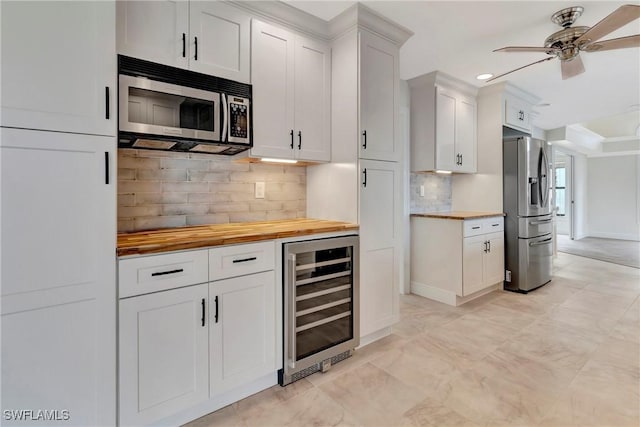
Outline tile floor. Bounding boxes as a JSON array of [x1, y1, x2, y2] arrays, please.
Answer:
[[186, 253, 639, 427]]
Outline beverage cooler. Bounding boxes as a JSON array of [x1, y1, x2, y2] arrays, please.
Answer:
[[279, 235, 359, 385]]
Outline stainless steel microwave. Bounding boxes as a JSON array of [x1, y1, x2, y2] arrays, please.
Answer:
[[118, 55, 251, 155]]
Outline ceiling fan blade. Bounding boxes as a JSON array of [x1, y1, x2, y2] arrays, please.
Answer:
[[583, 34, 640, 52], [486, 57, 554, 82], [494, 46, 560, 54], [575, 4, 640, 46], [561, 56, 585, 80]]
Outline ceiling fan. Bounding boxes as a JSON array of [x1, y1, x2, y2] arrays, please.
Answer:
[[488, 4, 640, 82]]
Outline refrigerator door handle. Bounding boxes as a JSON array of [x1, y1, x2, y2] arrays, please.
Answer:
[[529, 237, 553, 247], [539, 147, 549, 208], [529, 218, 552, 225]]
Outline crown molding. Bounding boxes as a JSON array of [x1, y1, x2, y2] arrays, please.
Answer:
[[329, 3, 413, 46], [408, 71, 478, 98], [228, 1, 330, 41]]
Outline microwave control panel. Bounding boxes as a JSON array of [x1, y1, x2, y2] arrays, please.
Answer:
[[228, 96, 250, 143]]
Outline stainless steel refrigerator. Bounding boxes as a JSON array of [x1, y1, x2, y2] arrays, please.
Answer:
[[503, 135, 553, 292]]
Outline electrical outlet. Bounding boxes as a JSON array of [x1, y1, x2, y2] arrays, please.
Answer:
[[255, 181, 265, 199], [420, 185, 425, 197], [505, 270, 511, 282]]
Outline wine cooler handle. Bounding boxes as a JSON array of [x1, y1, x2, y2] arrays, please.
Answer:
[[287, 254, 297, 369]]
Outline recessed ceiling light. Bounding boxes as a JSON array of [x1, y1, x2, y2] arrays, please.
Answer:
[[476, 73, 493, 80]]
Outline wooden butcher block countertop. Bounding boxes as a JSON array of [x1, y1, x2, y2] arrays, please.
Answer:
[[410, 211, 505, 220], [117, 218, 359, 256]]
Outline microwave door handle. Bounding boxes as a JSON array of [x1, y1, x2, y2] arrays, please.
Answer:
[[221, 93, 228, 142]]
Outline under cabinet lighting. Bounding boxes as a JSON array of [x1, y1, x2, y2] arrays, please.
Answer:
[[436, 170, 452, 174], [261, 158, 298, 164], [476, 73, 493, 80]]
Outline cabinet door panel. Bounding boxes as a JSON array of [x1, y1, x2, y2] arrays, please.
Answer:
[[435, 89, 456, 171], [189, 2, 250, 83], [360, 31, 398, 161], [1, 128, 116, 426], [250, 20, 295, 159], [116, 0, 188, 69], [484, 233, 505, 286], [359, 160, 400, 336], [210, 271, 276, 396], [119, 284, 208, 426], [463, 235, 485, 296], [1, 1, 116, 136], [294, 36, 331, 162], [456, 98, 477, 173]]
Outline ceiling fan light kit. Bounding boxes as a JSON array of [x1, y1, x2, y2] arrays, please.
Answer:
[[488, 4, 640, 82]]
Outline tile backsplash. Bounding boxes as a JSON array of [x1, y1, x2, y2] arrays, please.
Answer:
[[410, 172, 452, 213], [118, 150, 306, 232]]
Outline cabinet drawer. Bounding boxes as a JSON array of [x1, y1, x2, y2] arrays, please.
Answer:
[[209, 241, 275, 281], [119, 250, 208, 298], [463, 217, 504, 237], [463, 219, 485, 237], [483, 217, 504, 233]]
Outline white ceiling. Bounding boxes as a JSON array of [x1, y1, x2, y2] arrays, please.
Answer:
[[285, 0, 640, 131]]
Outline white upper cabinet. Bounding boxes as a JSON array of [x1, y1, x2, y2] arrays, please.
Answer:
[[189, 1, 251, 82], [116, 1, 250, 83], [1, 1, 116, 136], [251, 19, 330, 162], [504, 92, 532, 133], [359, 30, 400, 162], [409, 71, 478, 173], [116, 0, 189, 69]]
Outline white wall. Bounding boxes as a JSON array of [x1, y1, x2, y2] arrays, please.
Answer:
[[573, 152, 589, 239], [587, 154, 640, 241]]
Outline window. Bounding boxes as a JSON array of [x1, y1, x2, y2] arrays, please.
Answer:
[[555, 166, 566, 216]]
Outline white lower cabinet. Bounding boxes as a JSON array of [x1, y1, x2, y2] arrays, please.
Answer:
[[118, 243, 277, 425], [119, 284, 209, 426], [411, 215, 504, 306], [210, 271, 276, 396], [462, 232, 504, 296]]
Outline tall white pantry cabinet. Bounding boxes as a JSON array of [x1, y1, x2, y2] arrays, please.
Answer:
[[1, 2, 117, 426], [307, 6, 412, 342]]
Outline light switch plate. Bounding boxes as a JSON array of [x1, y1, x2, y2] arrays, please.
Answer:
[[255, 181, 265, 199]]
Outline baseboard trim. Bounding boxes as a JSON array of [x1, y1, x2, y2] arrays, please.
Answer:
[[587, 231, 640, 242], [358, 326, 392, 348], [410, 281, 501, 306]]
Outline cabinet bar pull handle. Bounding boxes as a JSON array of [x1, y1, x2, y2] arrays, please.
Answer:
[[488, 241, 491, 252], [194, 36, 198, 60], [232, 257, 257, 263], [201, 298, 205, 327], [105, 87, 110, 120], [214, 296, 219, 323], [104, 152, 110, 185], [362, 130, 367, 149], [298, 130, 302, 150], [472, 226, 480, 230], [362, 168, 367, 188], [182, 33, 186, 58], [492, 223, 500, 227], [290, 129, 294, 149], [460, 154, 463, 165], [484, 241, 488, 253], [151, 268, 184, 277]]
